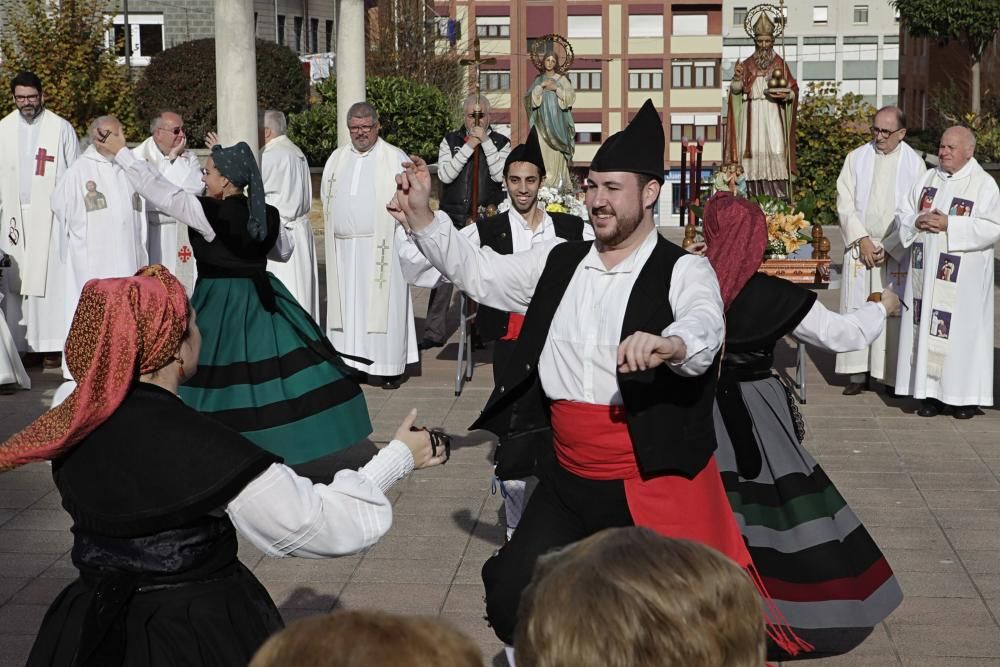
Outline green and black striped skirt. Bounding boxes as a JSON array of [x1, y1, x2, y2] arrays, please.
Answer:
[[714, 375, 903, 660], [179, 274, 372, 465]]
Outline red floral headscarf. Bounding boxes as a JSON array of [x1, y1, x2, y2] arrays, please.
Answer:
[[0, 265, 189, 472], [702, 192, 768, 311]]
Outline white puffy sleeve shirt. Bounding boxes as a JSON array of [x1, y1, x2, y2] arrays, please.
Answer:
[[226, 440, 414, 558]]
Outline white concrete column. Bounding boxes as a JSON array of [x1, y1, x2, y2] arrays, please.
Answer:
[[215, 0, 259, 157], [336, 0, 366, 148]]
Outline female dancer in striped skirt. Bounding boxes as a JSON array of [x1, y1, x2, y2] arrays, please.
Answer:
[[699, 192, 904, 660], [107, 135, 371, 464]]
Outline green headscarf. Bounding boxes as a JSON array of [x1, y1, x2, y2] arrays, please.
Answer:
[[210, 142, 267, 241]]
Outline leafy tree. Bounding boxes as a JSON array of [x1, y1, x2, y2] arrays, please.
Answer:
[[0, 0, 137, 138], [366, 0, 463, 119], [134, 38, 308, 147], [288, 75, 452, 166], [794, 82, 875, 225], [892, 0, 1000, 113]]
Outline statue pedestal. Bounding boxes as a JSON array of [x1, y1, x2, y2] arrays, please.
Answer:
[[758, 258, 831, 286]]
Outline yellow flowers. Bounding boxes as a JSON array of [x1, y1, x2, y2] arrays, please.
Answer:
[[767, 210, 810, 255]]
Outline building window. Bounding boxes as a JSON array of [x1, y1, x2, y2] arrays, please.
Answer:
[[672, 13, 708, 36], [669, 125, 720, 142], [568, 70, 602, 91], [294, 16, 303, 52], [277, 15, 286, 46], [853, 5, 869, 24], [310, 18, 319, 52], [629, 69, 663, 90], [671, 61, 718, 88], [480, 71, 510, 92], [326, 20, 334, 52], [813, 6, 828, 25], [629, 14, 663, 38], [575, 122, 603, 144], [733, 6, 747, 25], [568, 15, 602, 39], [476, 17, 511, 38], [107, 13, 164, 66]]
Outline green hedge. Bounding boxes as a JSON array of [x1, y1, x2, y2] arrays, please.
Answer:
[[134, 38, 308, 147], [288, 75, 452, 166]]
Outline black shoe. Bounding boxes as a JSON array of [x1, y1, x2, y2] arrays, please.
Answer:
[[0, 383, 15, 396], [917, 399, 940, 417], [381, 376, 402, 390], [418, 339, 444, 351], [472, 334, 486, 351], [842, 382, 865, 396], [954, 405, 977, 420], [884, 384, 899, 398]]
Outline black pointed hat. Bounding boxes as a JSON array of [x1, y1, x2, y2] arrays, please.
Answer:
[[504, 126, 546, 177], [589, 99, 664, 182]]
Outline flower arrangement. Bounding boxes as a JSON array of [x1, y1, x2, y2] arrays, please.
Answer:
[[498, 185, 589, 219], [752, 194, 812, 258], [766, 210, 810, 257]]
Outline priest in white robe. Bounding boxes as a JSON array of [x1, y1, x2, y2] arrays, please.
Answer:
[[895, 126, 1000, 419], [0, 259, 30, 392], [0, 71, 79, 360], [133, 110, 203, 294], [261, 109, 319, 320], [50, 116, 148, 379], [835, 106, 926, 395], [321, 102, 417, 390]]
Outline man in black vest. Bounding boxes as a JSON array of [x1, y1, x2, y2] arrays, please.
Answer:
[[391, 101, 743, 656], [421, 95, 511, 349], [463, 127, 591, 540]]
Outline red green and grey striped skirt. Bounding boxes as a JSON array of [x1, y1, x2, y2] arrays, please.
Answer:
[[714, 375, 903, 661]]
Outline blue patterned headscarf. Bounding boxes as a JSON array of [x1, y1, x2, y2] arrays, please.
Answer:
[[210, 142, 267, 241]]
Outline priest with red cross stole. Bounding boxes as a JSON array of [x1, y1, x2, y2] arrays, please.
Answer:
[[390, 99, 810, 659], [132, 110, 203, 294], [0, 71, 79, 361]]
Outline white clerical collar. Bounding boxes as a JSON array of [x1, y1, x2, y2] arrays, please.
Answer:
[[940, 158, 978, 180], [582, 226, 658, 275], [873, 140, 904, 157], [350, 138, 380, 157]]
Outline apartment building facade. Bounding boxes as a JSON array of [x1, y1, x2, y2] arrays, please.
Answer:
[[721, 1, 901, 109], [0, 1, 335, 68], [434, 0, 726, 223]]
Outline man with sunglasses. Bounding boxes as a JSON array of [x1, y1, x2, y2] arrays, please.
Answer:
[[132, 110, 203, 294], [0, 71, 79, 373], [835, 106, 926, 396]]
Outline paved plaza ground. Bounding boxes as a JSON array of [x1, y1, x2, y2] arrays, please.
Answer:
[[2, 228, 1000, 666]]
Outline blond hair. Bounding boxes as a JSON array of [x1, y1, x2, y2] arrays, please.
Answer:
[[515, 527, 765, 667], [249, 610, 482, 667]]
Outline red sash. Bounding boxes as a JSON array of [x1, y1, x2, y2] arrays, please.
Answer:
[[551, 400, 750, 568], [500, 313, 525, 341]]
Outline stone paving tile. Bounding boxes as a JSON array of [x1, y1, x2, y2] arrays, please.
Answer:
[[888, 597, 997, 627], [920, 488, 1000, 510], [894, 571, 980, 598], [852, 506, 937, 527], [881, 547, 963, 573], [335, 582, 449, 614], [9, 577, 72, 606], [250, 554, 363, 583], [901, 659, 1000, 666], [0, 603, 50, 635], [958, 550, 1000, 575], [0, 635, 36, 667], [350, 557, 459, 585], [911, 472, 1000, 490], [264, 581, 342, 610], [0, 553, 60, 579], [891, 625, 1000, 658], [0, 509, 16, 529], [0, 578, 26, 606], [366, 534, 470, 561], [2, 508, 72, 532], [0, 528, 72, 554], [869, 524, 949, 550]]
